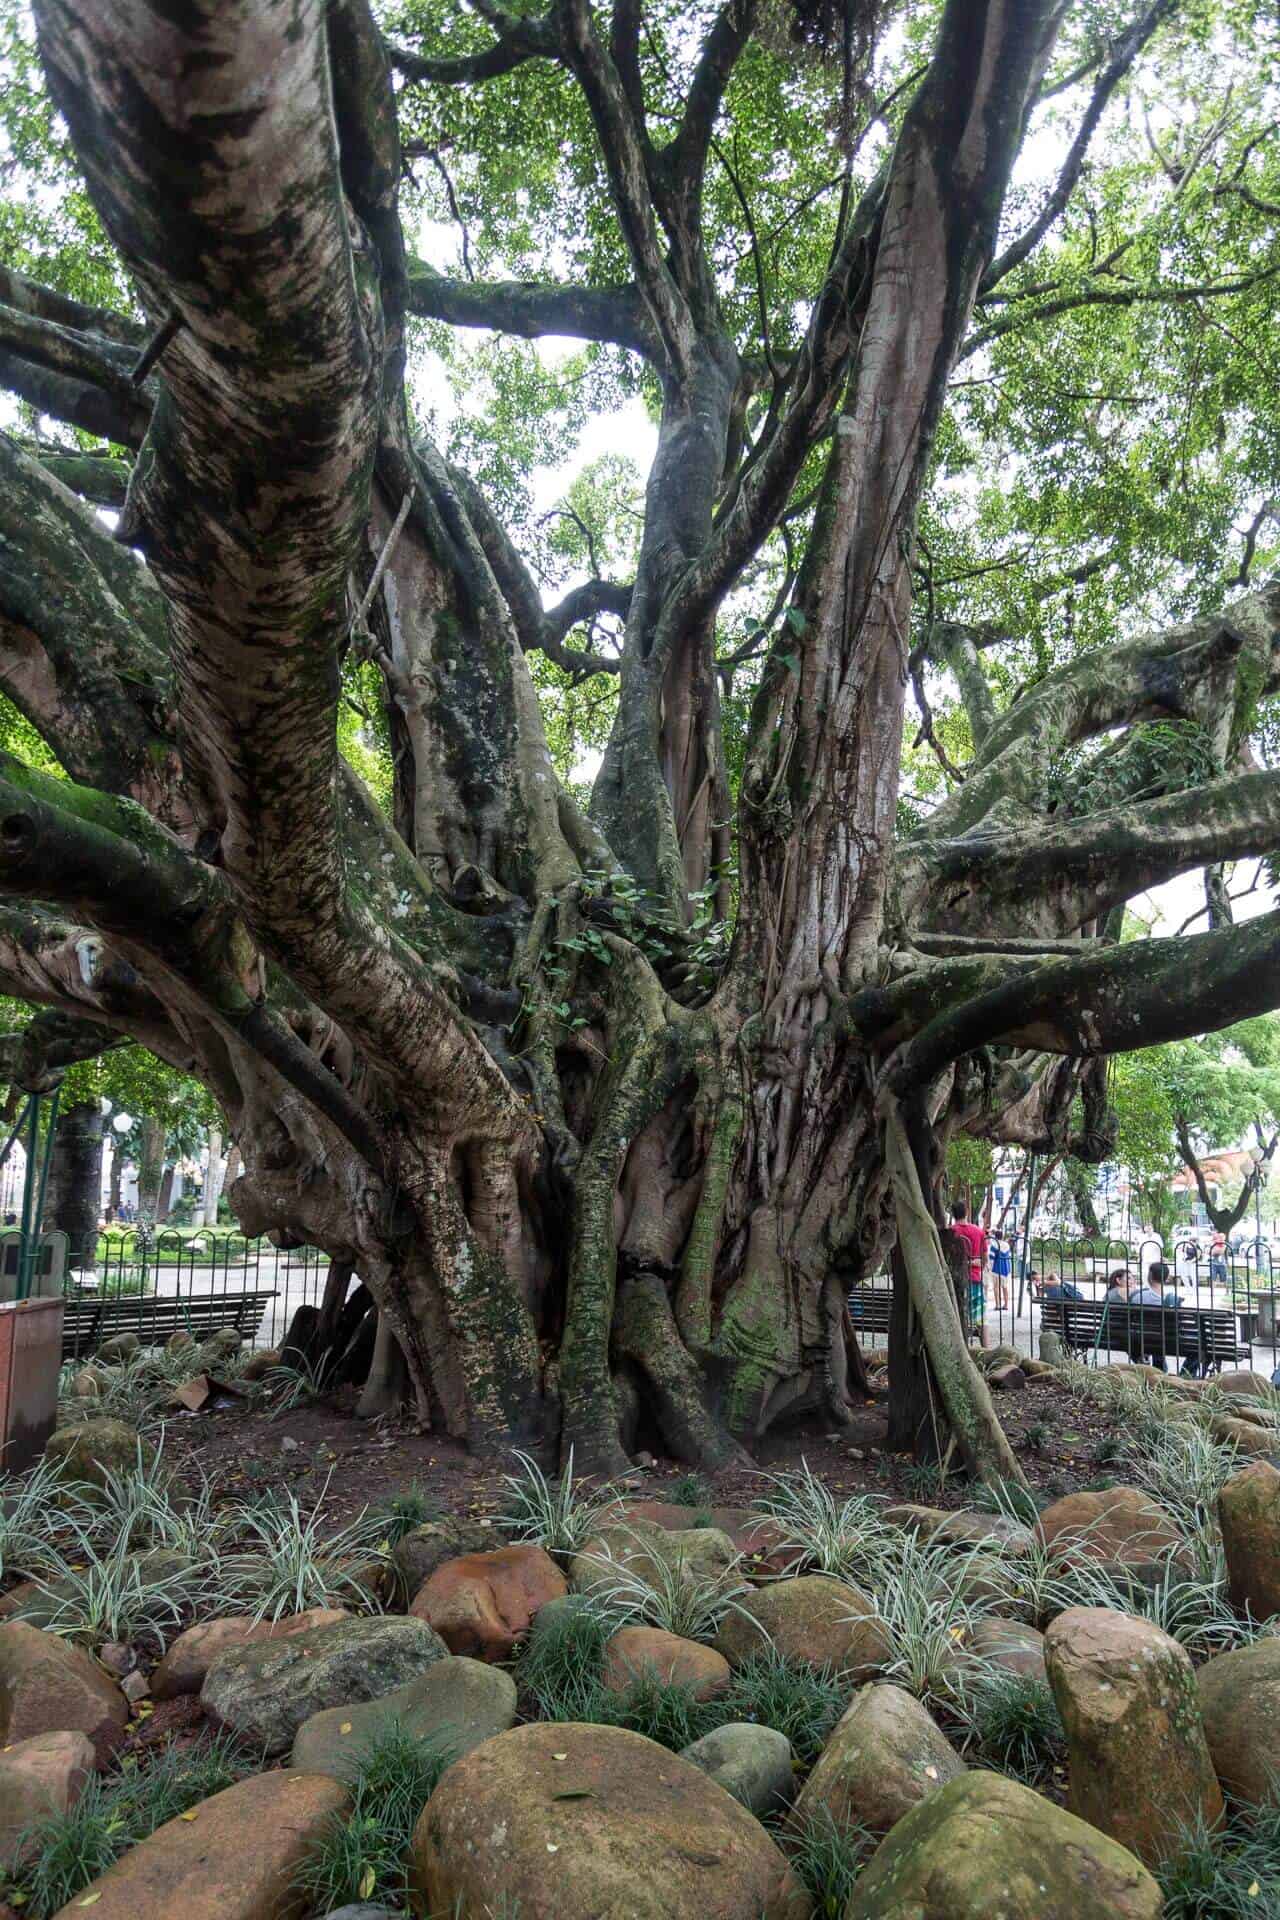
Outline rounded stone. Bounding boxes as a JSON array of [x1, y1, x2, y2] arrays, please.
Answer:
[[1197, 1635, 1280, 1806], [409, 1544, 567, 1661], [151, 1609, 349, 1701], [571, 1519, 740, 1598], [47, 1769, 349, 1920], [846, 1769, 1163, 1918], [0, 1730, 94, 1869], [43, 1419, 156, 1491], [389, 1518, 496, 1601], [603, 1626, 731, 1701], [1045, 1606, 1222, 1864], [1218, 1459, 1280, 1620], [1033, 1487, 1186, 1568], [201, 1614, 448, 1757], [794, 1682, 964, 1837], [291, 1655, 517, 1780], [679, 1722, 795, 1816], [412, 1720, 809, 1918], [712, 1575, 890, 1680], [0, 1621, 128, 1764]]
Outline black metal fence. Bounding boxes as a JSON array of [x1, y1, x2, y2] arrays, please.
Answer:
[[62, 1227, 1280, 1379], [60, 1230, 330, 1362], [849, 1234, 1280, 1379]]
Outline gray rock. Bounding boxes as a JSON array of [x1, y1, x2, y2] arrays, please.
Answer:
[[201, 1614, 448, 1756], [95, 1333, 141, 1365], [291, 1655, 516, 1780], [1038, 1330, 1067, 1367], [679, 1721, 794, 1816], [318, 1907, 401, 1920], [390, 1517, 495, 1602], [44, 1419, 156, 1490]]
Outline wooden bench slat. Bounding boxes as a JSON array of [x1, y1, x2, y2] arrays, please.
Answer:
[[1041, 1299, 1244, 1368], [61, 1290, 278, 1361]]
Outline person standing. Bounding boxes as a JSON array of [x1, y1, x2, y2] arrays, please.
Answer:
[[990, 1231, 1012, 1311], [951, 1200, 989, 1347]]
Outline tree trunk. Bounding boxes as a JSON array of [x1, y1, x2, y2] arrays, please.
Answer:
[[136, 1117, 165, 1237], [46, 1100, 103, 1271], [202, 1125, 223, 1226]]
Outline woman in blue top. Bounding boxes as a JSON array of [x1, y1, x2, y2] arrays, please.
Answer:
[[990, 1232, 1012, 1310]]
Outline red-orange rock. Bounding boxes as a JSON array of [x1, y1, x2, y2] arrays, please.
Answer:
[[0, 1622, 127, 1765], [1034, 1487, 1185, 1568], [150, 1608, 348, 1700], [48, 1770, 348, 1920], [0, 1731, 94, 1869], [603, 1626, 731, 1701], [410, 1544, 567, 1660]]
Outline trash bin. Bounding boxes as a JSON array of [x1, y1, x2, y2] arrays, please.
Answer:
[[0, 1296, 64, 1474]]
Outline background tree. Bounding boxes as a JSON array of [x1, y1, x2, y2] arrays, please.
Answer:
[[0, 0, 1279, 1477]]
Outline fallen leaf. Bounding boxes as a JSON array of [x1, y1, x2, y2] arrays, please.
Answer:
[[340, 1721, 353, 1734], [359, 1865, 377, 1898], [179, 1810, 199, 1822]]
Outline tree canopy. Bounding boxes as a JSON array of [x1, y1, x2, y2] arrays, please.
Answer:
[[0, 0, 1278, 1478]]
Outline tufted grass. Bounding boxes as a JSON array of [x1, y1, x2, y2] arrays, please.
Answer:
[[777, 1804, 877, 1919], [372, 1480, 447, 1544], [594, 1668, 721, 1751], [214, 1476, 390, 1621], [751, 1460, 895, 1585], [4, 1735, 251, 1919], [494, 1448, 618, 1556], [719, 1650, 851, 1766], [665, 1471, 714, 1511], [515, 1592, 617, 1720], [294, 1718, 460, 1913], [1158, 1799, 1280, 1919], [958, 1667, 1066, 1786], [588, 1528, 751, 1641]]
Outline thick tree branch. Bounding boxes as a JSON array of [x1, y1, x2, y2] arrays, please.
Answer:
[[0, 1009, 124, 1094], [0, 269, 142, 348], [389, 10, 558, 86], [980, 0, 1178, 294], [961, 265, 1280, 361], [405, 260, 654, 355], [887, 908, 1280, 1090], [921, 768, 1280, 937], [921, 583, 1280, 843], [1174, 1114, 1276, 1235], [556, 0, 698, 378], [0, 434, 173, 808], [0, 301, 153, 444]]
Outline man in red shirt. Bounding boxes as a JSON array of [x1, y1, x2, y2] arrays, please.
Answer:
[[951, 1199, 989, 1346]]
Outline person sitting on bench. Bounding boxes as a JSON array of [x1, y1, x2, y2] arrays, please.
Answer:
[[1129, 1261, 1170, 1370]]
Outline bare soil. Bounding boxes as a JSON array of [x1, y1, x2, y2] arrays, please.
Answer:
[[160, 1371, 1125, 1530]]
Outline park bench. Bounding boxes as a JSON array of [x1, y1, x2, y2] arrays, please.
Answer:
[[1040, 1298, 1245, 1373], [846, 1288, 892, 1337], [60, 1288, 278, 1363]]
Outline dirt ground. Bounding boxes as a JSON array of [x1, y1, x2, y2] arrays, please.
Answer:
[[160, 1370, 1125, 1529]]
